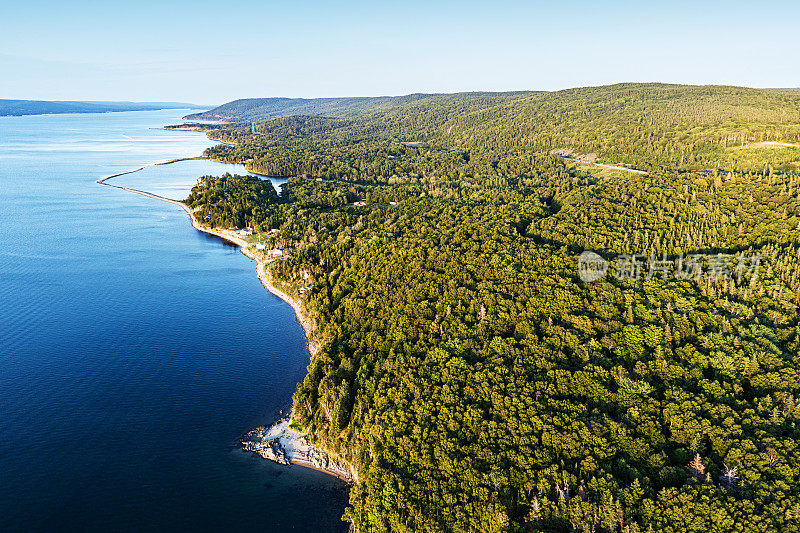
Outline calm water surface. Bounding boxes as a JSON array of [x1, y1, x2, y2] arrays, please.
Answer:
[[0, 110, 348, 532]]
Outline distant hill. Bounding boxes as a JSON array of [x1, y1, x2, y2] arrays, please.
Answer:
[[184, 94, 438, 121], [184, 92, 537, 122], [203, 83, 800, 174], [0, 100, 206, 117]]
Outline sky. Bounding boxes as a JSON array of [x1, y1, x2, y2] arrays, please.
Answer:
[[1, 0, 798, 105]]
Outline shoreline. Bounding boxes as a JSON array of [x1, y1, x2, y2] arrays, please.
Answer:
[[96, 168, 351, 482], [242, 418, 355, 484], [155, 156, 207, 166], [96, 171, 313, 347]]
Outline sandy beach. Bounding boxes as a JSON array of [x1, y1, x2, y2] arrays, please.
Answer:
[[97, 167, 351, 482]]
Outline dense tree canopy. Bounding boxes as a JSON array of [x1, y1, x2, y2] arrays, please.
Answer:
[[184, 83, 800, 532]]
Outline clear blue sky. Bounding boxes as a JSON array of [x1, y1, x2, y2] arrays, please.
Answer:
[[1, 0, 797, 104]]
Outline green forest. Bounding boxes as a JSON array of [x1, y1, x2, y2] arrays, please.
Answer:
[[184, 83, 800, 532]]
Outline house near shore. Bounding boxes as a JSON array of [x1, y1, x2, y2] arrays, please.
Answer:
[[255, 242, 266, 251]]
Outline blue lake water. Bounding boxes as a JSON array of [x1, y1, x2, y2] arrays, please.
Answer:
[[0, 110, 349, 532]]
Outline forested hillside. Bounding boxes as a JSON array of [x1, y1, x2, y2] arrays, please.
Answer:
[[183, 91, 535, 122], [202, 84, 800, 176], [183, 94, 432, 121], [185, 83, 800, 532]]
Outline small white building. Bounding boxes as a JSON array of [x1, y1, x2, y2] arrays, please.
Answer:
[[255, 242, 266, 250]]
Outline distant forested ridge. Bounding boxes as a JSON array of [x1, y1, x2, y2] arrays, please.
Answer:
[[203, 84, 800, 174], [183, 92, 536, 122], [0, 99, 205, 117], [187, 83, 800, 532]]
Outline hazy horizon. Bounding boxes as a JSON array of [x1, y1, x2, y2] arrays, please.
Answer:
[[2, 0, 798, 103], [5, 82, 799, 109]]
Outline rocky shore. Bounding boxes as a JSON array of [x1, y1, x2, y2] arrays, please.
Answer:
[[242, 419, 356, 484]]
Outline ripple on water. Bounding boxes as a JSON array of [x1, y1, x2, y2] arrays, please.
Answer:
[[0, 110, 348, 532]]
